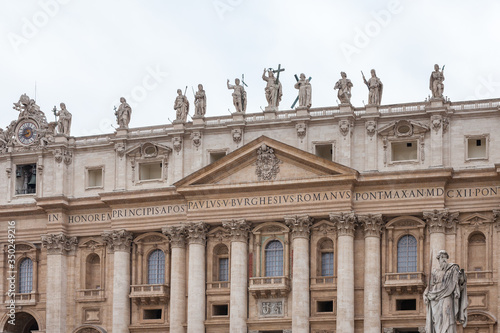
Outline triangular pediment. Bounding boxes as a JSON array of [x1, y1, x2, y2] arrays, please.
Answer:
[[174, 136, 358, 189]]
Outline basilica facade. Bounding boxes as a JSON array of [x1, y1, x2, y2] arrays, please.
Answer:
[[0, 92, 499, 333]]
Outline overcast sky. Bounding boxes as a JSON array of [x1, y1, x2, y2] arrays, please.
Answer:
[[1, 0, 499, 137]]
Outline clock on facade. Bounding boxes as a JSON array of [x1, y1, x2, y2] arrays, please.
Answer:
[[16, 120, 39, 145]]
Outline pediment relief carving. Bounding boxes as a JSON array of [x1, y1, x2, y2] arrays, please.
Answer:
[[253, 222, 289, 234], [386, 216, 425, 229], [133, 232, 168, 244], [125, 142, 172, 159], [311, 220, 337, 235], [467, 310, 497, 324], [378, 120, 429, 138], [207, 226, 230, 242], [460, 213, 490, 226]]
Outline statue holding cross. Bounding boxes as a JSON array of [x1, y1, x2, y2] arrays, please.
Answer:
[[293, 73, 312, 109], [262, 64, 284, 110]]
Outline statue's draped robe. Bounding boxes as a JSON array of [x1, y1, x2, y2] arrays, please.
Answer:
[[425, 263, 468, 333]]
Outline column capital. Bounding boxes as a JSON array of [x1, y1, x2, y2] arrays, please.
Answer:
[[423, 209, 458, 234], [41, 233, 78, 255], [493, 210, 500, 231], [222, 219, 251, 243], [358, 213, 384, 238], [101, 229, 133, 252], [330, 212, 357, 236], [162, 225, 187, 248], [285, 215, 313, 239], [186, 222, 209, 246]]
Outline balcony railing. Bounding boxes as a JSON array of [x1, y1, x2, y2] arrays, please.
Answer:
[[207, 281, 230, 289], [10, 292, 37, 305], [384, 272, 426, 294], [466, 270, 493, 281], [76, 289, 106, 302], [249, 276, 290, 298], [129, 284, 169, 305], [310, 276, 337, 287]]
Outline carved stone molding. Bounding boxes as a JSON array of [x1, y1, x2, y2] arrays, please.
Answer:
[[41, 233, 78, 255], [162, 225, 187, 248], [365, 120, 377, 137], [54, 148, 73, 165], [255, 144, 281, 181], [493, 210, 500, 230], [6, 167, 12, 178], [231, 128, 242, 144], [222, 219, 251, 243], [190, 131, 201, 148], [186, 222, 208, 246], [339, 119, 352, 137], [101, 229, 133, 252], [285, 215, 313, 239], [358, 213, 383, 238], [431, 116, 442, 132], [115, 142, 125, 157], [173, 136, 182, 153], [295, 122, 306, 140], [423, 209, 459, 234], [330, 212, 357, 236]]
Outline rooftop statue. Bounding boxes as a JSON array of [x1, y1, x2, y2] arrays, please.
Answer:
[[362, 69, 383, 106], [293, 73, 312, 109], [227, 78, 247, 113], [262, 65, 284, 110], [430, 64, 445, 99], [53, 103, 72, 136], [334, 72, 353, 104], [115, 97, 132, 129], [194, 84, 206, 117], [174, 88, 189, 122]]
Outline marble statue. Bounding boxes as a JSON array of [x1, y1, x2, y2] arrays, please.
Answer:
[[55, 103, 72, 135], [334, 72, 353, 104], [362, 69, 383, 106], [262, 68, 283, 108], [115, 97, 132, 129], [174, 89, 189, 122], [194, 84, 206, 117], [424, 250, 468, 333], [227, 78, 247, 113], [294, 73, 312, 109], [430, 64, 445, 99]]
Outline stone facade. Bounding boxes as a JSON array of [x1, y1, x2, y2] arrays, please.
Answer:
[[0, 96, 499, 332]]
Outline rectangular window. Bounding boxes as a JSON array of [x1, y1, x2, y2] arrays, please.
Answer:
[[396, 299, 416, 311], [87, 168, 103, 188], [143, 309, 162, 320], [139, 162, 162, 181], [315, 144, 333, 161], [210, 151, 226, 164], [321, 252, 334, 276], [218, 257, 229, 282], [467, 137, 487, 159], [391, 141, 418, 162], [317, 300, 334, 313], [212, 304, 229, 316], [15, 164, 37, 195]]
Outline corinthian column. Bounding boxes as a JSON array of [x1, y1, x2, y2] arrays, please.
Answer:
[[102, 229, 133, 333], [186, 222, 208, 333], [423, 209, 458, 269], [330, 212, 357, 333], [163, 226, 187, 333], [41, 233, 78, 333], [358, 214, 383, 333], [285, 215, 313, 333], [222, 219, 251, 333]]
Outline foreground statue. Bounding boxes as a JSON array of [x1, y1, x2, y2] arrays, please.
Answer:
[[334, 71, 353, 104], [424, 250, 467, 332], [115, 97, 132, 129], [430, 64, 445, 99], [227, 78, 247, 113], [362, 69, 383, 105]]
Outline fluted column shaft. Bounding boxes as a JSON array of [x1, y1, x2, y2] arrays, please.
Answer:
[[330, 212, 356, 333], [102, 230, 133, 333], [223, 219, 251, 333], [423, 210, 458, 269]]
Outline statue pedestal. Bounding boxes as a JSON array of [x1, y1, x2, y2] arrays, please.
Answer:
[[115, 128, 128, 137], [265, 106, 278, 112], [430, 98, 445, 108], [172, 121, 185, 131], [339, 103, 354, 114], [264, 106, 277, 120], [365, 105, 379, 114], [295, 106, 310, 117], [54, 135, 68, 143], [192, 116, 205, 126], [232, 112, 245, 122]]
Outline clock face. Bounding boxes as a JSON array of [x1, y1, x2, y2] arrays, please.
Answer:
[[17, 121, 38, 145]]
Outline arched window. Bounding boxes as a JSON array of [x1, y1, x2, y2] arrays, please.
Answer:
[[148, 249, 165, 284], [19, 258, 33, 293], [468, 232, 486, 271], [319, 238, 334, 276], [214, 244, 229, 282], [85, 254, 101, 289], [265, 240, 283, 277], [397, 235, 417, 273]]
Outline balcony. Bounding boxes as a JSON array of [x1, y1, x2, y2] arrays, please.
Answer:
[[4, 292, 37, 306], [310, 276, 337, 290], [249, 276, 290, 298], [76, 289, 106, 302], [384, 272, 426, 294], [466, 270, 493, 286], [207, 281, 230, 296], [129, 284, 169, 305]]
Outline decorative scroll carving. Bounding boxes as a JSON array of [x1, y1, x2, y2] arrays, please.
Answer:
[[162, 225, 187, 248], [232, 128, 242, 144], [330, 212, 357, 236], [186, 222, 208, 245], [54, 148, 72, 165], [339, 119, 352, 136], [285, 215, 313, 239], [190, 131, 201, 148], [365, 120, 377, 137], [423, 209, 459, 234], [41, 233, 78, 255], [101, 229, 133, 252], [255, 144, 281, 181], [115, 142, 125, 157], [493, 210, 500, 230], [358, 213, 383, 238], [295, 122, 306, 140], [222, 219, 251, 243], [173, 136, 182, 153], [431, 116, 442, 132], [261, 300, 283, 316]]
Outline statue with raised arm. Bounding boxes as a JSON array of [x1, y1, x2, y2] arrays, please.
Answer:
[[334, 72, 353, 104], [55, 102, 72, 135], [294, 73, 312, 109], [227, 78, 247, 113], [362, 69, 383, 105], [174, 89, 189, 122], [262, 68, 282, 108], [424, 250, 468, 333], [430, 64, 445, 99], [194, 84, 206, 116], [115, 97, 132, 129]]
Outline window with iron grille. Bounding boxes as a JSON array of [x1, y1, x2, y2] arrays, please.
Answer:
[[19, 258, 33, 293], [148, 249, 165, 284], [397, 235, 417, 272], [265, 240, 283, 277]]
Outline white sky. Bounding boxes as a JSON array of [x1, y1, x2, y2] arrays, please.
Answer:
[[1, 0, 500, 137]]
